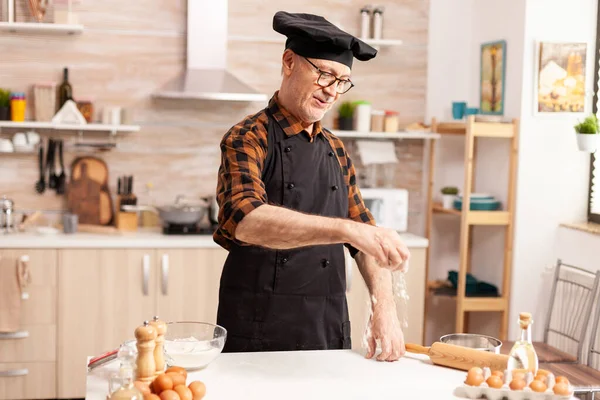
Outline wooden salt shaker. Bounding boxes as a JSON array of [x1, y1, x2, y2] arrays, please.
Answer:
[[149, 316, 167, 376], [134, 320, 156, 383]]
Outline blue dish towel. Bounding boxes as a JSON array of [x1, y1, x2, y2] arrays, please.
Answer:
[[447, 270, 499, 297]]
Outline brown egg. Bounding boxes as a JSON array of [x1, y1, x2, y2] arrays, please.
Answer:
[[512, 371, 526, 381], [536, 369, 550, 376], [509, 378, 526, 391], [173, 385, 193, 400], [188, 381, 207, 400], [555, 376, 569, 385], [486, 375, 503, 389], [167, 372, 186, 387], [154, 374, 174, 393], [534, 374, 547, 385], [145, 394, 161, 400], [553, 382, 571, 396], [159, 389, 180, 400], [465, 367, 484, 386], [134, 381, 151, 395], [465, 373, 484, 387], [166, 366, 188, 380], [491, 370, 504, 380], [530, 379, 547, 393]]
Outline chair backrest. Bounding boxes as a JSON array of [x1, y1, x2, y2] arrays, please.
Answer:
[[586, 272, 600, 368], [543, 259, 600, 362]]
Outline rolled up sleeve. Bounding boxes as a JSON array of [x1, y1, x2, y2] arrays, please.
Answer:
[[214, 125, 268, 248], [344, 151, 376, 257]]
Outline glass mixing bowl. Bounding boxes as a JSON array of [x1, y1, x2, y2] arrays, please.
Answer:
[[163, 321, 227, 370]]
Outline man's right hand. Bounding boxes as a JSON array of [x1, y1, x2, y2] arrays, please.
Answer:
[[345, 222, 410, 271]]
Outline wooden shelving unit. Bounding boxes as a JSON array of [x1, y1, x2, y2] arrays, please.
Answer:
[[423, 115, 520, 342]]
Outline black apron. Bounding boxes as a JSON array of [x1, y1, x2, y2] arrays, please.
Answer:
[[216, 109, 351, 352]]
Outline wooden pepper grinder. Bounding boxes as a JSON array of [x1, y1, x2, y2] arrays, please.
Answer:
[[149, 316, 167, 376], [134, 320, 156, 383]]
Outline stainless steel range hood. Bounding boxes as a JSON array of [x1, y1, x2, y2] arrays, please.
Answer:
[[153, 0, 268, 102]]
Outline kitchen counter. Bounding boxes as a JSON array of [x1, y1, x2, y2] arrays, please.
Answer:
[[0, 229, 429, 249], [85, 349, 470, 400]]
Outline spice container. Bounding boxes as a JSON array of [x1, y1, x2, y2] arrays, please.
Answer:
[[76, 99, 94, 123], [384, 110, 399, 133], [360, 6, 372, 39], [33, 83, 56, 122], [354, 100, 372, 132], [371, 110, 385, 132], [7, 0, 15, 23], [372, 6, 384, 40], [10, 92, 26, 122]]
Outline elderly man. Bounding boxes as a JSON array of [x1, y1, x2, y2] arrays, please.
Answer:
[[213, 11, 410, 362]]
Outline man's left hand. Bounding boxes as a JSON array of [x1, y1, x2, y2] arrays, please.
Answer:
[[364, 298, 406, 362]]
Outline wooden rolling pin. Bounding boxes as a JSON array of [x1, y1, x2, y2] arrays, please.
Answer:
[[405, 342, 509, 372]]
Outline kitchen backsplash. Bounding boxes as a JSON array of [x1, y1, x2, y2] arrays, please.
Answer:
[[0, 0, 429, 233]]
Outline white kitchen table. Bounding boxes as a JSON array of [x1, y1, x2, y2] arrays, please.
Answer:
[[86, 349, 475, 400]]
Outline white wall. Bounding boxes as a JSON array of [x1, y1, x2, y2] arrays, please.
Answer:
[[425, 0, 597, 344], [511, 0, 597, 340]]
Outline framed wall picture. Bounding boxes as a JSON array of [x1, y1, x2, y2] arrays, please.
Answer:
[[534, 41, 587, 115], [480, 40, 507, 115]]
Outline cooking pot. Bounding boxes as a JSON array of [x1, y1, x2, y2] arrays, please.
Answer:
[[122, 195, 208, 225], [203, 195, 219, 226], [439, 333, 502, 354]]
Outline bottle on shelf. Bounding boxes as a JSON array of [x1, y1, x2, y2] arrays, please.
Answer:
[[57, 67, 73, 111], [507, 312, 539, 375]]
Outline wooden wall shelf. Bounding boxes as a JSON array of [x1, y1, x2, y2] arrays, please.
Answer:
[[331, 130, 440, 140], [228, 35, 403, 47], [0, 121, 140, 134], [0, 22, 83, 34]]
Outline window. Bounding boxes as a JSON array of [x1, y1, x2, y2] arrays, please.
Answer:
[[590, 154, 599, 223], [590, 3, 600, 223]]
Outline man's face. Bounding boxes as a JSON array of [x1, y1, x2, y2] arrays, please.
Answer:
[[285, 53, 352, 124]]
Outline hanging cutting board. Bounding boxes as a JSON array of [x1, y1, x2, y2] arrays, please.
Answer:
[[67, 156, 114, 225]]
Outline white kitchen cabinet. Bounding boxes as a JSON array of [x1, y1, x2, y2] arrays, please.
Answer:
[[0, 249, 57, 400], [156, 248, 227, 324], [57, 249, 157, 398], [57, 247, 228, 398]]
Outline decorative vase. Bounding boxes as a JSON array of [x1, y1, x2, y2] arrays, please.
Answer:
[[442, 194, 455, 209], [0, 107, 9, 121], [576, 133, 598, 153], [338, 116, 353, 131]]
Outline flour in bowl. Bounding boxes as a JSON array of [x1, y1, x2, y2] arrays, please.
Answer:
[[164, 337, 222, 370]]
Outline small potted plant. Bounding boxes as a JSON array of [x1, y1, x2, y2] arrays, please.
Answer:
[[574, 114, 599, 152], [441, 186, 459, 209], [0, 89, 10, 121], [337, 102, 355, 131]]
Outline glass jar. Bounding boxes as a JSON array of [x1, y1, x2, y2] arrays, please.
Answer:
[[371, 110, 385, 132], [10, 92, 26, 122], [384, 110, 399, 133], [76, 99, 94, 123]]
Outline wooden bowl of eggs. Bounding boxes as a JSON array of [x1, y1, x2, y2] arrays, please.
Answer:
[[458, 366, 575, 400]]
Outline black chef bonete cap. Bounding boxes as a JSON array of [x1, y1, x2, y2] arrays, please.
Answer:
[[272, 11, 377, 69]]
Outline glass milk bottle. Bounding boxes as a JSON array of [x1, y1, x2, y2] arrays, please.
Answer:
[[507, 312, 539, 374]]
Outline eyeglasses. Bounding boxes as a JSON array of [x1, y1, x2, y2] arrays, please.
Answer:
[[303, 57, 354, 94]]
